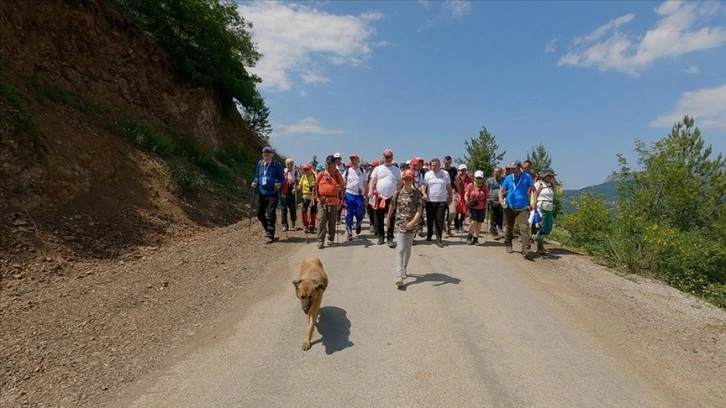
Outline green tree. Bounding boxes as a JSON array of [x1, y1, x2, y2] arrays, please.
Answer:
[[310, 155, 319, 168], [459, 126, 505, 177], [616, 115, 725, 233], [526, 143, 552, 175], [113, 0, 268, 117], [238, 92, 272, 142]]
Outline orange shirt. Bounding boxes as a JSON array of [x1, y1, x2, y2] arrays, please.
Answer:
[[315, 169, 344, 205]]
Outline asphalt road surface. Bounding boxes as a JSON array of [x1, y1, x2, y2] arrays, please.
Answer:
[[115, 229, 725, 408]]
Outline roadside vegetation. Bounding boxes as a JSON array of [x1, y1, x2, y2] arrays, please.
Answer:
[[558, 116, 726, 307]]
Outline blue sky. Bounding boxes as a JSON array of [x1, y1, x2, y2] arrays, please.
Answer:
[[237, 0, 726, 189]]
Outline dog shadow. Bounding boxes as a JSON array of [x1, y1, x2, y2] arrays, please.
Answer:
[[312, 306, 353, 355], [404, 272, 461, 288]]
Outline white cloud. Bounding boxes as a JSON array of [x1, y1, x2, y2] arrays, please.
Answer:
[[544, 38, 557, 53], [559, 1, 726, 75], [444, 0, 472, 18], [651, 84, 726, 129], [682, 65, 700, 74], [301, 71, 330, 85], [277, 117, 345, 135], [418, 0, 472, 31], [373, 40, 398, 48], [418, 0, 431, 10], [237, 1, 383, 91]]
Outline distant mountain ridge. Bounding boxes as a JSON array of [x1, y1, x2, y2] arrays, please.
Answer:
[[562, 179, 619, 213]]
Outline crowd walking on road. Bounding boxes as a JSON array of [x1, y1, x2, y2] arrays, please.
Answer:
[[249, 146, 559, 287]]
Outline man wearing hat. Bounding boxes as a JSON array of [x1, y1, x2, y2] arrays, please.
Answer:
[[498, 160, 536, 259], [251, 146, 285, 243], [368, 149, 402, 247], [342, 153, 368, 240], [333, 152, 345, 173], [315, 154, 345, 248]]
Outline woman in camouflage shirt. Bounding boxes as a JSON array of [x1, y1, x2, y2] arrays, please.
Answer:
[[385, 169, 423, 288]]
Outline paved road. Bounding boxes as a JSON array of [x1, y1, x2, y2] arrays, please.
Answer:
[[116, 229, 723, 408]]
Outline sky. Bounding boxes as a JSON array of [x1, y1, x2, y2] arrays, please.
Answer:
[[236, 0, 726, 189]]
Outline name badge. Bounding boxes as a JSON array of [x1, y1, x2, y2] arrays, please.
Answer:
[[262, 177, 267, 185]]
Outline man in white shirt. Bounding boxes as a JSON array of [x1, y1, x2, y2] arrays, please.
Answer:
[[368, 149, 402, 247], [333, 152, 345, 173], [342, 153, 368, 241], [423, 158, 452, 247]]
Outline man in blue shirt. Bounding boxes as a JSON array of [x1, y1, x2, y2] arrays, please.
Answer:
[[498, 160, 536, 259], [251, 146, 285, 243]]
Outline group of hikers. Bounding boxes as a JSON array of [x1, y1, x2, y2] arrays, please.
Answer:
[[251, 146, 558, 287]]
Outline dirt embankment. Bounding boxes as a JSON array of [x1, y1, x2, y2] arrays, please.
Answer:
[[1, 1, 265, 405], [1, 0, 260, 267]]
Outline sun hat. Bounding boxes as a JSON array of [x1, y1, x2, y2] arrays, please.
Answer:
[[540, 168, 557, 178]]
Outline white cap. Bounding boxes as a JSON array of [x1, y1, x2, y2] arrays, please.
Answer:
[[405, 160, 411, 165], [474, 170, 484, 178], [333, 152, 342, 158], [458, 163, 467, 170]]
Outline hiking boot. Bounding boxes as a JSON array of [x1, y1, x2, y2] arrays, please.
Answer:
[[378, 237, 385, 245], [523, 245, 536, 260], [536, 245, 547, 256], [388, 238, 397, 248], [473, 237, 479, 245], [328, 240, 335, 247], [369, 225, 375, 233], [265, 236, 274, 244], [282, 225, 289, 232], [356, 223, 362, 235], [317, 241, 324, 249], [505, 243, 513, 253], [426, 236, 433, 242], [347, 234, 353, 241], [291, 220, 296, 229], [493, 234, 502, 241], [436, 239, 444, 248], [466, 234, 474, 245]]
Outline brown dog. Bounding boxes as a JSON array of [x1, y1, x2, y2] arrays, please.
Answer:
[[292, 257, 329, 351]]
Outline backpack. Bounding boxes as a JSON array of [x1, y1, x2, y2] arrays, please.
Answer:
[[343, 167, 366, 195]]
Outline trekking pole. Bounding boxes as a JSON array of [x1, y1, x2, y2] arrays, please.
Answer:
[[248, 188, 256, 233], [278, 190, 289, 239]]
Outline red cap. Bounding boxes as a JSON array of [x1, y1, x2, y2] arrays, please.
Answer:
[[383, 149, 393, 157], [301, 163, 312, 170], [401, 169, 415, 180], [415, 156, 423, 163], [349, 153, 359, 159], [371, 160, 380, 167], [345, 162, 353, 168]]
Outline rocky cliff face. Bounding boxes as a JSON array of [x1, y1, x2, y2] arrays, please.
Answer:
[[0, 0, 259, 265]]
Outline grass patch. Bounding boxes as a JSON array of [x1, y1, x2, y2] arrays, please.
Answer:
[[121, 119, 256, 196]]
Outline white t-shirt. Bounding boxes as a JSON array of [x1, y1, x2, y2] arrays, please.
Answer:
[[535, 180, 555, 211], [370, 165, 401, 199], [424, 169, 451, 202], [344, 167, 367, 196]]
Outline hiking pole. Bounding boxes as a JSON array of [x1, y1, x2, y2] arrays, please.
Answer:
[[278, 190, 288, 239], [248, 189, 256, 233]]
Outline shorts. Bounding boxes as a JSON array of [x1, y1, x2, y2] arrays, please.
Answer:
[[469, 208, 485, 222]]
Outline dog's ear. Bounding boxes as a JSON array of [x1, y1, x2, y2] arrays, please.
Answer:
[[315, 281, 325, 291], [292, 279, 301, 289]]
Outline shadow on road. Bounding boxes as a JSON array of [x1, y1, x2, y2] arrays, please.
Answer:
[[313, 306, 353, 355], [405, 272, 461, 288]]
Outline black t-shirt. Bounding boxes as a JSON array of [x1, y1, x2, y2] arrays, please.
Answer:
[[445, 166, 458, 192]]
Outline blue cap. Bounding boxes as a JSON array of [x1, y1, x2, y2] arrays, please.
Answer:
[[316, 163, 324, 171]]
